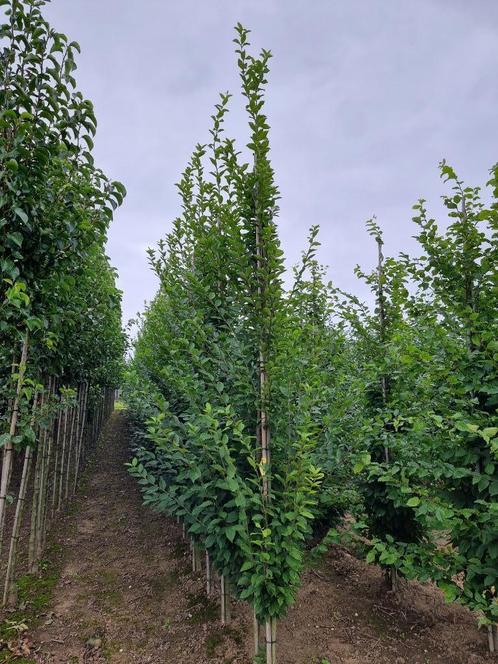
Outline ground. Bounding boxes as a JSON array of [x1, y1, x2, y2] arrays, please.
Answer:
[[3, 412, 492, 663]]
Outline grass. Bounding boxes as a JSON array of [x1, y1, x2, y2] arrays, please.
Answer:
[[187, 591, 218, 625], [0, 546, 63, 663], [0, 460, 90, 662]]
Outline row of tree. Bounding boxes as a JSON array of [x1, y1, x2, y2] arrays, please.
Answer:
[[0, 0, 124, 608], [123, 24, 498, 664]]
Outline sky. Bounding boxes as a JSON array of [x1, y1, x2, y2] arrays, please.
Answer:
[[44, 0, 498, 325]]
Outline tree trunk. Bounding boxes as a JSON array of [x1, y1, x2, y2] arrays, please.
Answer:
[[265, 617, 277, 664], [73, 382, 88, 492], [220, 575, 231, 624], [57, 407, 69, 511], [0, 334, 29, 556], [205, 550, 212, 595], [488, 625, 495, 653], [2, 391, 38, 606], [51, 408, 63, 519], [254, 608, 265, 657], [64, 405, 77, 500]]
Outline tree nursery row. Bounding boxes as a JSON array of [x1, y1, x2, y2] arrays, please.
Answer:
[[0, 0, 125, 612], [123, 24, 498, 664]]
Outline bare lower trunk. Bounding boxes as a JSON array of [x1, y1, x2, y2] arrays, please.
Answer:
[[488, 624, 498, 654], [3, 444, 33, 606], [220, 575, 231, 624], [28, 432, 42, 572], [265, 618, 277, 664], [51, 409, 63, 519], [205, 551, 212, 594], [64, 405, 77, 500], [192, 542, 202, 572], [73, 383, 88, 492], [254, 608, 265, 657], [0, 335, 29, 556], [57, 407, 69, 511], [37, 379, 55, 558]]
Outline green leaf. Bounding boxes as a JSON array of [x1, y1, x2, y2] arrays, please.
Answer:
[[7, 232, 23, 247], [14, 208, 28, 224]]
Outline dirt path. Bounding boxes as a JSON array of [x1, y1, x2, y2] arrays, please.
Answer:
[[29, 412, 490, 664]]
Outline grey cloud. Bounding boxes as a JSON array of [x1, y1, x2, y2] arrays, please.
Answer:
[[44, 0, 498, 324]]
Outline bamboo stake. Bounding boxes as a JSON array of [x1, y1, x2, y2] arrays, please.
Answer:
[[192, 542, 202, 572], [51, 407, 63, 519], [488, 625, 495, 654], [254, 608, 264, 657], [254, 170, 276, 663], [220, 575, 231, 624], [73, 382, 88, 493], [0, 334, 29, 556], [376, 232, 390, 465], [29, 379, 52, 574], [57, 406, 68, 511], [265, 618, 277, 664], [3, 392, 38, 606], [28, 422, 44, 572], [205, 551, 212, 595], [64, 404, 77, 500], [38, 378, 55, 556]]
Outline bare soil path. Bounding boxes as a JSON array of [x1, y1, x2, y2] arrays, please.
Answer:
[[27, 412, 491, 664]]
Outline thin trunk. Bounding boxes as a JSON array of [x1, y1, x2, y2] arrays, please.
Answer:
[[191, 541, 202, 572], [254, 162, 275, 664], [205, 551, 212, 595], [57, 407, 68, 511], [254, 608, 265, 657], [0, 334, 29, 556], [38, 378, 55, 557], [194, 544, 202, 572], [265, 618, 277, 664], [64, 405, 76, 500], [28, 426, 44, 572], [488, 625, 495, 654], [51, 408, 63, 519], [220, 575, 231, 624], [73, 382, 88, 492], [3, 391, 38, 606], [376, 235, 390, 464]]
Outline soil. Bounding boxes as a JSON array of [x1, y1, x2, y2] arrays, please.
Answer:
[[20, 412, 491, 663]]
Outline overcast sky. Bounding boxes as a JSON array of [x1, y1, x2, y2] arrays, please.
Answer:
[[44, 0, 498, 324]]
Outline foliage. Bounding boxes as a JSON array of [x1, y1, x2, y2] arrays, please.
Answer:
[[0, 0, 125, 434], [124, 25, 328, 622], [120, 19, 498, 637]]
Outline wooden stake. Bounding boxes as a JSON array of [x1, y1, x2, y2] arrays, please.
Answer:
[[265, 618, 277, 664], [192, 542, 202, 572], [57, 407, 68, 511], [38, 378, 55, 557], [488, 625, 495, 653], [51, 408, 63, 519], [205, 550, 212, 595], [220, 575, 231, 624], [253, 608, 264, 656], [73, 382, 88, 492], [64, 405, 77, 500], [0, 334, 29, 556], [3, 391, 38, 606]]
